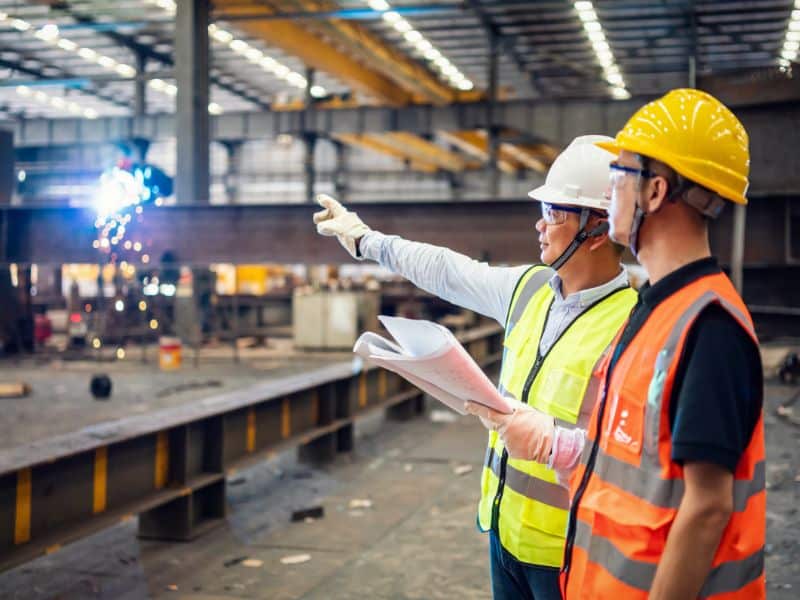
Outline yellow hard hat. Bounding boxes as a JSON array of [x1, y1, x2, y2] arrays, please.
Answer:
[[595, 88, 750, 204]]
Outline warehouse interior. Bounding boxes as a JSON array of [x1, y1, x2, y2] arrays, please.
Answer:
[[0, 1, 798, 598]]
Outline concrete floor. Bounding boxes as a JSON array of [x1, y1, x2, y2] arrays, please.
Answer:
[[0, 340, 351, 449], [0, 365, 797, 599]]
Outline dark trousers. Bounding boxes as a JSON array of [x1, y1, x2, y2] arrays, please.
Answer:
[[489, 530, 563, 600]]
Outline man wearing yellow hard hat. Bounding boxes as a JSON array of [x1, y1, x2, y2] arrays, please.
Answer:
[[470, 89, 765, 599]]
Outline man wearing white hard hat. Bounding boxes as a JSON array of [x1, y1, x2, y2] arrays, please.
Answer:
[[313, 135, 637, 600]]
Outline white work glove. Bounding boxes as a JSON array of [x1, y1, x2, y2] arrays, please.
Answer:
[[465, 399, 555, 463], [313, 194, 371, 260]]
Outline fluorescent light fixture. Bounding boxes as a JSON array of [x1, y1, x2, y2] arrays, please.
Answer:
[[286, 71, 306, 87], [208, 102, 223, 115], [573, 1, 629, 99], [393, 19, 412, 33], [458, 80, 474, 91], [98, 55, 117, 69], [245, 47, 263, 62], [611, 87, 630, 100], [780, 6, 800, 65], [310, 85, 327, 98], [365, 0, 473, 91], [164, 83, 178, 96], [16, 85, 31, 96], [259, 56, 277, 70], [115, 64, 136, 78], [404, 30, 423, 43], [78, 47, 97, 61], [588, 30, 606, 42], [274, 64, 290, 78], [212, 28, 234, 44], [11, 19, 30, 32], [58, 38, 77, 51], [592, 40, 611, 53], [229, 39, 249, 54], [149, 78, 167, 91], [35, 24, 59, 41]]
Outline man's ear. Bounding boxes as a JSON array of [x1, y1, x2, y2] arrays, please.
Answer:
[[587, 229, 610, 252], [643, 175, 671, 213]]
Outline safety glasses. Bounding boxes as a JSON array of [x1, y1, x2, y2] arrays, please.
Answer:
[[540, 202, 604, 225], [608, 162, 655, 189]]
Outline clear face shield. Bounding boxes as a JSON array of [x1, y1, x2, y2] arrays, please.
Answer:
[[607, 163, 654, 254]]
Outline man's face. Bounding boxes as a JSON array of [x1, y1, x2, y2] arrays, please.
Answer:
[[607, 150, 642, 246], [534, 203, 582, 265]]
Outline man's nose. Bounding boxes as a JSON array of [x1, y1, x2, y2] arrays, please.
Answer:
[[535, 217, 546, 233]]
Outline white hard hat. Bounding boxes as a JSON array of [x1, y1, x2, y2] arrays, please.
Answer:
[[528, 134, 616, 211]]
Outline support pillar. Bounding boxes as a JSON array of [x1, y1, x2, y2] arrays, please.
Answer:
[[222, 141, 243, 204], [333, 140, 348, 202], [731, 203, 746, 294], [175, 0, 210, 205], [134, 53, 147, 117], [303, 68, 317, 203], [486, 30, 500, 199]]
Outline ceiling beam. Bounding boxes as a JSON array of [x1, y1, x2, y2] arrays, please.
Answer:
[[333, 133, 439, 173], [214, 0, 417, 106]]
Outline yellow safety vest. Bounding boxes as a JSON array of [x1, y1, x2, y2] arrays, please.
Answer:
[[477, 265, 637, 567]]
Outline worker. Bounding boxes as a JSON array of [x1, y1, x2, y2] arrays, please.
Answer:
[[313, 135, 638, 600], [468, 89, 766, 599]]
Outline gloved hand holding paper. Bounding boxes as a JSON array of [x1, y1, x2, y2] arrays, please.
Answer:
[[353, 316, 513, 415]]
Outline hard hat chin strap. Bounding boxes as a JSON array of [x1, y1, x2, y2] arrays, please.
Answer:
[[548, 208, 610, 271], [629, 205, 647, 258]]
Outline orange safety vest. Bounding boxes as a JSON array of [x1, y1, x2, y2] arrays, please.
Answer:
[[561, 271, 766, 599]]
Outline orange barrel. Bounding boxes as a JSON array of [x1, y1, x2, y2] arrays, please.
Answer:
[[158, 336, 182, 370]]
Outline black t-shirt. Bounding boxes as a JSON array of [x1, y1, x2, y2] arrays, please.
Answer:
[[607, 257, 762, 473]]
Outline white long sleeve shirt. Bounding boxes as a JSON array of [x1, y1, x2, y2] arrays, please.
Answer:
[[360, 231, 629, 355]]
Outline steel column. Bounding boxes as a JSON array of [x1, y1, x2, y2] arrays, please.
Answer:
[[175, 0, 210, 205], [487, 30, 500, 198], [731, 203, 746, 293], [134, 53, 148, 117], [304, 68, 317, 203], [221, 141, 243, 204]]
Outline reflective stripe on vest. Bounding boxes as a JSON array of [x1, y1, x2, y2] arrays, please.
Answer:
[[564, 273, 766, 600], [485, 446, 569, 510], [478, 266, 637, 567], [572, 521, 765, 596]]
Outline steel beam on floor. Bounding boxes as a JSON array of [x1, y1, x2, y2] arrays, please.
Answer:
[[0, 324, 504, 573]]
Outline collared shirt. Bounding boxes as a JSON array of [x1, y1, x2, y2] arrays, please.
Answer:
[[359, 231, 629, 355], [539, 270, 629, 356]]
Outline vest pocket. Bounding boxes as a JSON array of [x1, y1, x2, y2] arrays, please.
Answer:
[[534, 367, 589, 422], [604, 385, 644, 462]]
